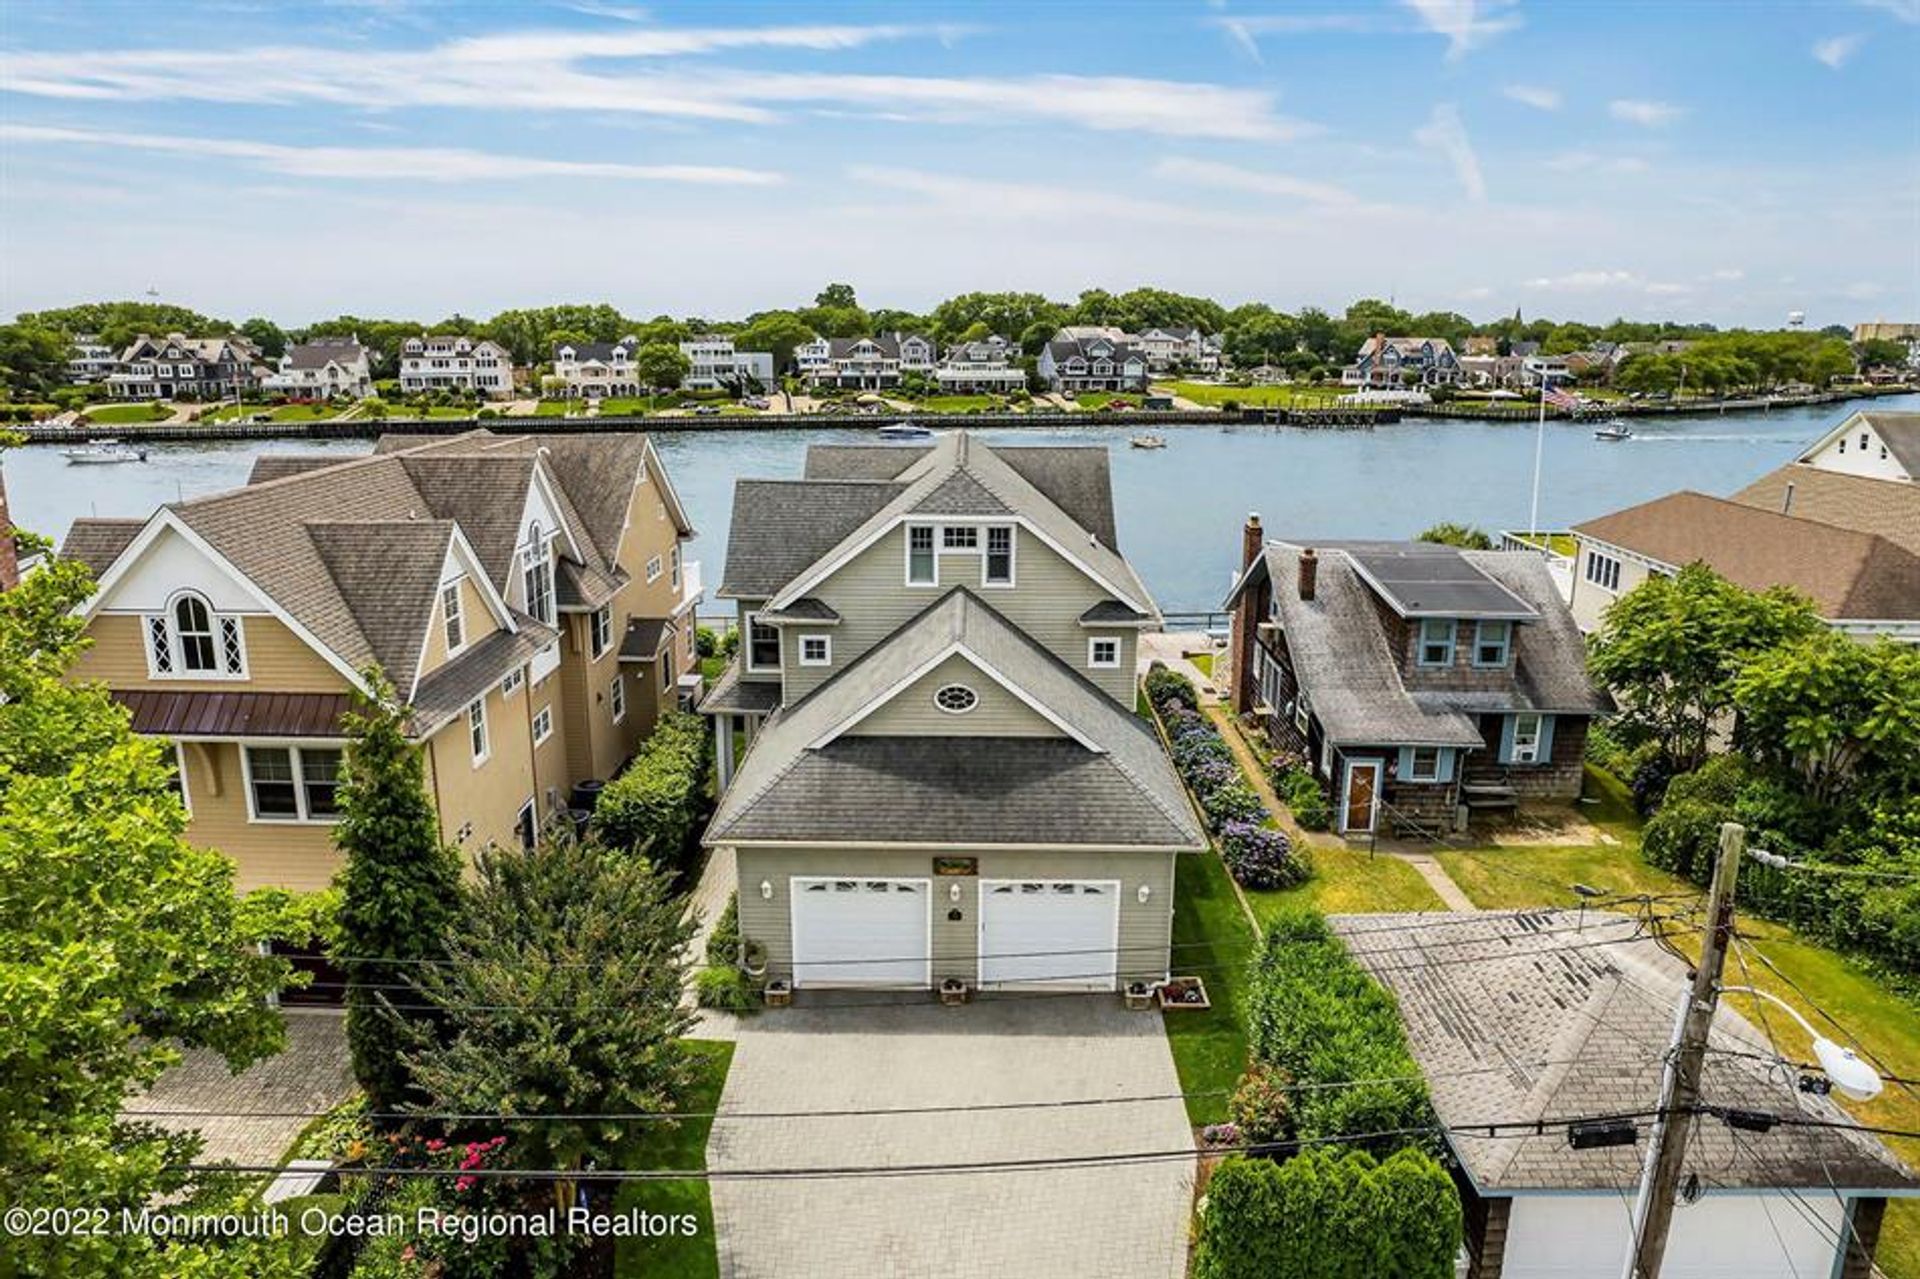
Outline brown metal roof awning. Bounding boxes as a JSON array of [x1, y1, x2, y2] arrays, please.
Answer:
[[112, 689, 353, 739]]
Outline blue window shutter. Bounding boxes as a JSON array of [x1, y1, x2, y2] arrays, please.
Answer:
[[1497, 715, 1516, 764], [1535, 715, 1556, 763], [1397, 747, 1414, 779], [1438, 749, 1456, 784]]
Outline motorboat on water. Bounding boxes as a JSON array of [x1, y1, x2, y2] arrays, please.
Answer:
[[1592, 420, 1633, 441], [877, 421, 935, 440], [62, 439, 149, 464], [1129, 433, 1167, 450]]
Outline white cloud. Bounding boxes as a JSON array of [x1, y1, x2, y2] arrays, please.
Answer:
[[1217, 18, 1265, 64], [1705, 267, 1746, 282], [1811, 34, 1866, 68], [1525, 269, 1690, 296], [0, 123, 783, 184], [1545, 151, 1649, 175], [1414, 104, 1486, 201], [1149, 157, 1369, 208], [1207, 13, 1391, 35], [0, 27, 1310, 141], [1857, 0, 1918, 21], [1502, 84, 1562, 111], [1400, 0, 1522, 57], [1609, 99, 1684, 127]]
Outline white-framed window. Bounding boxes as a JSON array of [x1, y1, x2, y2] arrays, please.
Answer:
[[532, 704, 553, 744], [906, 524, 937, 585], [500, 667, 525, 698], [1417, 618, 1456, 667], [746, 614, 781, 671], [467, 697, 489, 766], [146, 591, 247, 678], [610, 674, 626, 723], [1408, 746, 1442, 782], [1474, 620, 1512, 668], [243, 744, 342, 823], [646, 555, 663, 583], [441, 582, 465, 653], [942, 525, 979, 551], [1088, 637, 1120, 668], [589, 605, 612, 659], [984, 525, 1015, 585], [1585, 550, 1622, 593], [521, 522, 554, 625], [799, 634, 832, 666], [1511, 713, 1543, 763], [670, 544, 681, 590], [1293, 687, 1311, 736]]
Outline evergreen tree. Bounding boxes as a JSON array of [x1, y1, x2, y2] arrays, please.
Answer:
[[331, 669, 463, 1111]]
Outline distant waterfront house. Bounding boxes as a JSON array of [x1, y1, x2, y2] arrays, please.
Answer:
[[1135, 326, 1223, 373], [1334, 910, 1916, 1279], [702, 431, 1197, 993], [679, 334, 774, 393], [1037, 332, 1150, 393], [796, 332, 937, 390], [934, 336, 1027, 394], [66, 333, 118, 384], [551, 336, 639, 398], [106, 333, 265, 401], [261, 337, 374, 400], [1224, 520, 1609, 837], [1458, 354, 1525, 389], [1339, 335, 1462, 388], [399, 334, 514, 398]]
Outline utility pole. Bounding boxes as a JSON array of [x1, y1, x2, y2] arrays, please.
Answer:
[[1622, 821, 1744, 1279]]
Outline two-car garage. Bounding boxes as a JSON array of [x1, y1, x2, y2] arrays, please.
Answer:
[[787, 875, 1124, 991]]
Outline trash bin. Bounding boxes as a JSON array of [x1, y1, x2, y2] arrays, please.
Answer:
[[570, 779, 606, 812]]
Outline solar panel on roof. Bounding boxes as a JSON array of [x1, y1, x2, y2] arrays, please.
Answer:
[[1347, 548, 1540, 619]]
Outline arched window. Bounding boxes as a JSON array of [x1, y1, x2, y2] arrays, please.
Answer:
[[146, 591, 246, 678], [174, 593, 217, 671]]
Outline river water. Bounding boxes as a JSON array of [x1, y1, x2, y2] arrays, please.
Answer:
[[10, 393, 1912, 614]]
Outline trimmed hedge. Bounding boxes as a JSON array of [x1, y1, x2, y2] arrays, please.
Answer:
[[592, 709, 711, 879], [1247, 910, 1432, 1147], [1193, 1147, 1461, 1279]]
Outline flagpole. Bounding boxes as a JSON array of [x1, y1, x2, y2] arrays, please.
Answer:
[[1528, 371, 1547, 537]]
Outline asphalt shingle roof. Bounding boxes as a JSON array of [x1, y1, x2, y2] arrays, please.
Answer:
[[718, 479, 906, 599], [1330, 911, 1916, 1194], [305, 520, 452, 688], [59, 518, 145, 574], [247, 455, 358, 486], [1733, 462, 1920, 559], [1859, 410, 1920, 475]]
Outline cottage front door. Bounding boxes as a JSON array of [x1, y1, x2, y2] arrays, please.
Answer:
[[1343, 760, 1380, 834]]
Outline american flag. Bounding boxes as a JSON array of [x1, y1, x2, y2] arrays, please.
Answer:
[[1542, 385, 1581, 410]]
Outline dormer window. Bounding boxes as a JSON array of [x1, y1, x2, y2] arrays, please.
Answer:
[[146, 591, 246, 678], [1474, 620, 1512, 668], [1417, 618, 1456, 667], [522, 521, 554, 625]]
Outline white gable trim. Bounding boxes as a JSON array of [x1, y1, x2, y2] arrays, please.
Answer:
[[807, 640, 1102, 752], [643, 435, 695, 538], [80, 509, 373, 696], [523, 461, 585, 566], [405, 527, 518, 703], [1795, 410, 1870, 464], [769, 513, 1146, 616]]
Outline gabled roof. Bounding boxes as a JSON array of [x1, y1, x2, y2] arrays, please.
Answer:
[[60, 518, 145, 575], [1733, 462, 1920, 557], [746, 433, 1150, 613], [719, 479, 906, 599], [1573, 491, 1920, 620], [1224, 541, 1608, 746], [706, 589, 1203, 848], [1797, 410, 1920, 478], [283, 340, 369, 370], [801, 444, 1120, 546], [1332, 911, 1915, 1194], [305, 519, 453, 688], [247, 454, 356, 486]]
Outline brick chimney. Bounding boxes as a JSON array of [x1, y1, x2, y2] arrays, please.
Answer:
[[0, 466, 18, 593], [1298, 547, 1318, 601], [1229, 513, 1263, 714]]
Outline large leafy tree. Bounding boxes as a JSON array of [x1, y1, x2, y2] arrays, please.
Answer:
[[1734, 631, 1920, 807], [403, 833, 697, 1206], [331, 672, 463, 1112], [0, 553, 301, 1277], [732, 311, 817, 372], [633, 342, 693, 393], [0, 323, 70, 397], [1587, 563, 1823, 772]]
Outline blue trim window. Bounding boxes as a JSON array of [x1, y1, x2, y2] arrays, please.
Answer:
[[1409, 747, 1442, 782], [1474, 620, 1512, 668], [1418, 619, 1456, 667]]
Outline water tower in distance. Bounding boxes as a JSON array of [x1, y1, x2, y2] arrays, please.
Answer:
[[1786, 310, 1806, 330]]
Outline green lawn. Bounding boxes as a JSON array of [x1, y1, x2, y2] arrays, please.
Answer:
[[1161, 381, 1347, 409], [613, 1039, 735, 1279], [1506, 530, 1578, 557], [200, 402, 343, 423], [1187, 652, 1214, 677], [1071, 392, 1146, 411], [81, 402, 172, 423], [1163, 850, 1258, 1127], [1248, 845, 1447, 923], [906, 395, 1015, 414]]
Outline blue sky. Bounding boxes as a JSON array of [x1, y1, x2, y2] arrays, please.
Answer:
[[2, 0, 1916, 327]]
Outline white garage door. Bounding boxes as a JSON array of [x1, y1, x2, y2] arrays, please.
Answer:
[[790, 878, 931, 988], [978, 880, 1121, 989]]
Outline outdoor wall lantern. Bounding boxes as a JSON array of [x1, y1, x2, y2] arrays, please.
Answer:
[[759, 879, 773, 901], [949, 882, 963, 903], [1138, 884, 1152, 904]]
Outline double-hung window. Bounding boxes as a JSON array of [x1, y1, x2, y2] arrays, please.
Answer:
[[1474, 620, 1512, 668], [746, 615, 781, 671], [610, 675, 626, 723], [521, 523, 554, 625], [1408, 747, 1442, 782], [467, 698, 489, 765], [646, 555, 663, 583], [670, 545, 681, 590], [532, 705, 553, 744], [589, 605, 612, 659], [442, 582, 465, 652], [906, 525, 937, 585], [1511, 713, 1543, 764], [245, 746, 341, 822], [1417, 618, 1456, 667], [985, 525, 1014, 585]]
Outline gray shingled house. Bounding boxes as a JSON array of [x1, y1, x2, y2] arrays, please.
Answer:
[[1333, 911, 1915, 1279], [702, 432, 1205, 991], [1224, 521, 1611, 838]]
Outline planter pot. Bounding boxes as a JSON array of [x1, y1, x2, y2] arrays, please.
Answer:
[[1157, 976, 1211, 1012], [763, 980, 792, 1009], [1124, 982, 1156, 1011], [940, 978, 970, 1006], [741, 941, 768, 980]]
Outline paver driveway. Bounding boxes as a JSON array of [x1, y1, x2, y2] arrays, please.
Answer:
[[707, 994, 1193, 1279]]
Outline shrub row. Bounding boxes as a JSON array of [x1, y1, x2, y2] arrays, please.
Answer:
[[1192, 1147, 1461, 1279], [1275, 768, 1331, 832], [1246, 909, 1432, 1147], [1219, 821, 1308, 891], [592, 709, 711, 881]]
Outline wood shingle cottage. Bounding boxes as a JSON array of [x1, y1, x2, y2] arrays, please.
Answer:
[[1224, 521, 1610, 837], [58, 430, 698, 891], [702, 432, 1205, 991]]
